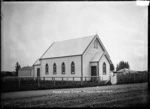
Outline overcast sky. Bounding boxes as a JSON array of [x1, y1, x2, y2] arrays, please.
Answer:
[[1, 2, 148, 71]]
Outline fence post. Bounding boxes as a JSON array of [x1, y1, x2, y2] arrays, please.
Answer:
[[67, 77, 68, 85], [80, 77, 83, 85], [134, 73, 135, 83], [43, 77, 45, 86], [3, 77, 5, 83], [38, 77, 40, 88], [53, 77, 55, 87], [99, 76, 101, 83], [18, 78, 21, 89], [62, 77, 63, 83]]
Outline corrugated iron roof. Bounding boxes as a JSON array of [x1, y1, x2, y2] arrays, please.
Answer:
[[90, 51, 103, 62], [20, 66, 33, 70], [116, 68, 138, 74], [33, 59, 40, 66], [40, 35, 95, 59]]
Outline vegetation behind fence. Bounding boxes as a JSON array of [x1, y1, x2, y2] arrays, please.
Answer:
[[1, 72, 148, 93], [1, 76, 110, 93], [116, 72, 148, 84]]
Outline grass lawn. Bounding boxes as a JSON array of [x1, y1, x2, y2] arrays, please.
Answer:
[[1, 82, 148, 108]]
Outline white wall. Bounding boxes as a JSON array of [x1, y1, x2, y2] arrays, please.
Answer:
[[40, 55, 81, 81], [83, 37, 104, 79], [18, 69, 33, 77], [99, 55, 110, 81], [33, 65, 40, 77], [38, 36, 111, 81]]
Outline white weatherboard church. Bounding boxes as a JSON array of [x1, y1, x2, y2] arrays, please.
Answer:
[[33, 34, 112, 81]]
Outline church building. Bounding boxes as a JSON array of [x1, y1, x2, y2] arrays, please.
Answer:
[[33, 34, 112, 81]]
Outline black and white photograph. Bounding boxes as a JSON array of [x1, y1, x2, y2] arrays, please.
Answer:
[[1, 1, 149, 108]]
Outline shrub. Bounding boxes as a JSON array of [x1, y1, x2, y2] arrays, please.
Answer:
[[1, 77, 112, 93], [116, 72, 148, 84]]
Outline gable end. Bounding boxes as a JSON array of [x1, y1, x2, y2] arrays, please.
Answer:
[[82, 35, 96, 55]]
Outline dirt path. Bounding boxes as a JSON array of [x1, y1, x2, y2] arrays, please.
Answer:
[[1, 83, 148, 108]]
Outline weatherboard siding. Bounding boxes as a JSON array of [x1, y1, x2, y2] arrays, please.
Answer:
[[33, 65, 40, 77], [99, 55, 110, 81], [83, 37, 104, 81], [33, 35, 111, 81], [18, 69, 33, 77], [41, 55, 81, 81]]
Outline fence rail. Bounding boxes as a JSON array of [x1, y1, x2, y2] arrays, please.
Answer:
[[1, 76, 107, 92], [1, 73, 148, 93], [2, 76, 104, 84]]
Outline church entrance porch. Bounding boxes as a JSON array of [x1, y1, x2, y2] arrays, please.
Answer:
[[90, 62, 99, 82], [91, 66, 97, 82]]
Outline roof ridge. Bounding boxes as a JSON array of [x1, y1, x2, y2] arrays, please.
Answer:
[[54, 34, 96, 43], [39, 34, 112, 60], [33, 58, 39, 66], [40, 42, 54, 60]]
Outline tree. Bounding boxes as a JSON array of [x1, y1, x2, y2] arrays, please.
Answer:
[[15, 62, 21, 76], [110, 63, 115, 71], [116, 61, 130, 71]]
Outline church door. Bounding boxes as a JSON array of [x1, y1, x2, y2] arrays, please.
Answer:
[[91, 66, 97, 82], [37, 68, 40, 77]]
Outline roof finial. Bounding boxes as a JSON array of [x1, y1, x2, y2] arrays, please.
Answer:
[[96, 31, 98, 36]]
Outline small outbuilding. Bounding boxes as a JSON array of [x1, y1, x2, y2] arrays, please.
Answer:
[[18, 66, 34, 77], [111, 68, 138, 85], [115, 68, 138, 75]]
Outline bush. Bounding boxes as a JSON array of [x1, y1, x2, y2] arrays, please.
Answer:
[[1, 77, 111, 93], [116, 72, 148, 84]]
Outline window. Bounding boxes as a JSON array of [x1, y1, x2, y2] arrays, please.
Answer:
[[37, 68, 40, 77], [45, 64, 49, 74], [71, 61, 75, 74], [62, 62, 65, 74], [53, 63, 57, 75], [94, 40, 98, 48], [103, 62, 106, 75]]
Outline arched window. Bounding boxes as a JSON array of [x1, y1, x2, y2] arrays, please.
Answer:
[[103, 62, 106, 75], [45, 64, 49, 74], [71, 61, 75, 74], [53, 63, 57, 74], [94, 40, 98, 48], [62, 62, 65, 74]]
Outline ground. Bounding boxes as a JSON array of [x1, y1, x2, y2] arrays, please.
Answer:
[[1, 83, 148, 108]]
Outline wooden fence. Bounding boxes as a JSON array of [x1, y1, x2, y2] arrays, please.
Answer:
[[115, 72, 148, 84], [1, 76, 108, 92], [1, 73, 148, 93]]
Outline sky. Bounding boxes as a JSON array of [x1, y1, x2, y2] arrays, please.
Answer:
[[1, 1, 148, 71]]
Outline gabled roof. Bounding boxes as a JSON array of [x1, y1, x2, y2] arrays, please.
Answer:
[[90, 51, 112, 64], [118, 68, 138, 74], [96, 36, 110, 58], [38, 34, 112, 66], [90, 51, 103, 62], [19, 66, 33, 70], [104, 53, 112, 64], [40, 35, 96, 59], [33, 59, 40, 66]]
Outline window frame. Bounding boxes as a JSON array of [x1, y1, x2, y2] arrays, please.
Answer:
[[61, 62, 65, 74], [94, 40, 98, 48], [53, 63, 57, 75], [45, 64, 49, 75], [71, 61, 75, 74], [103, 62, 106, 75]]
